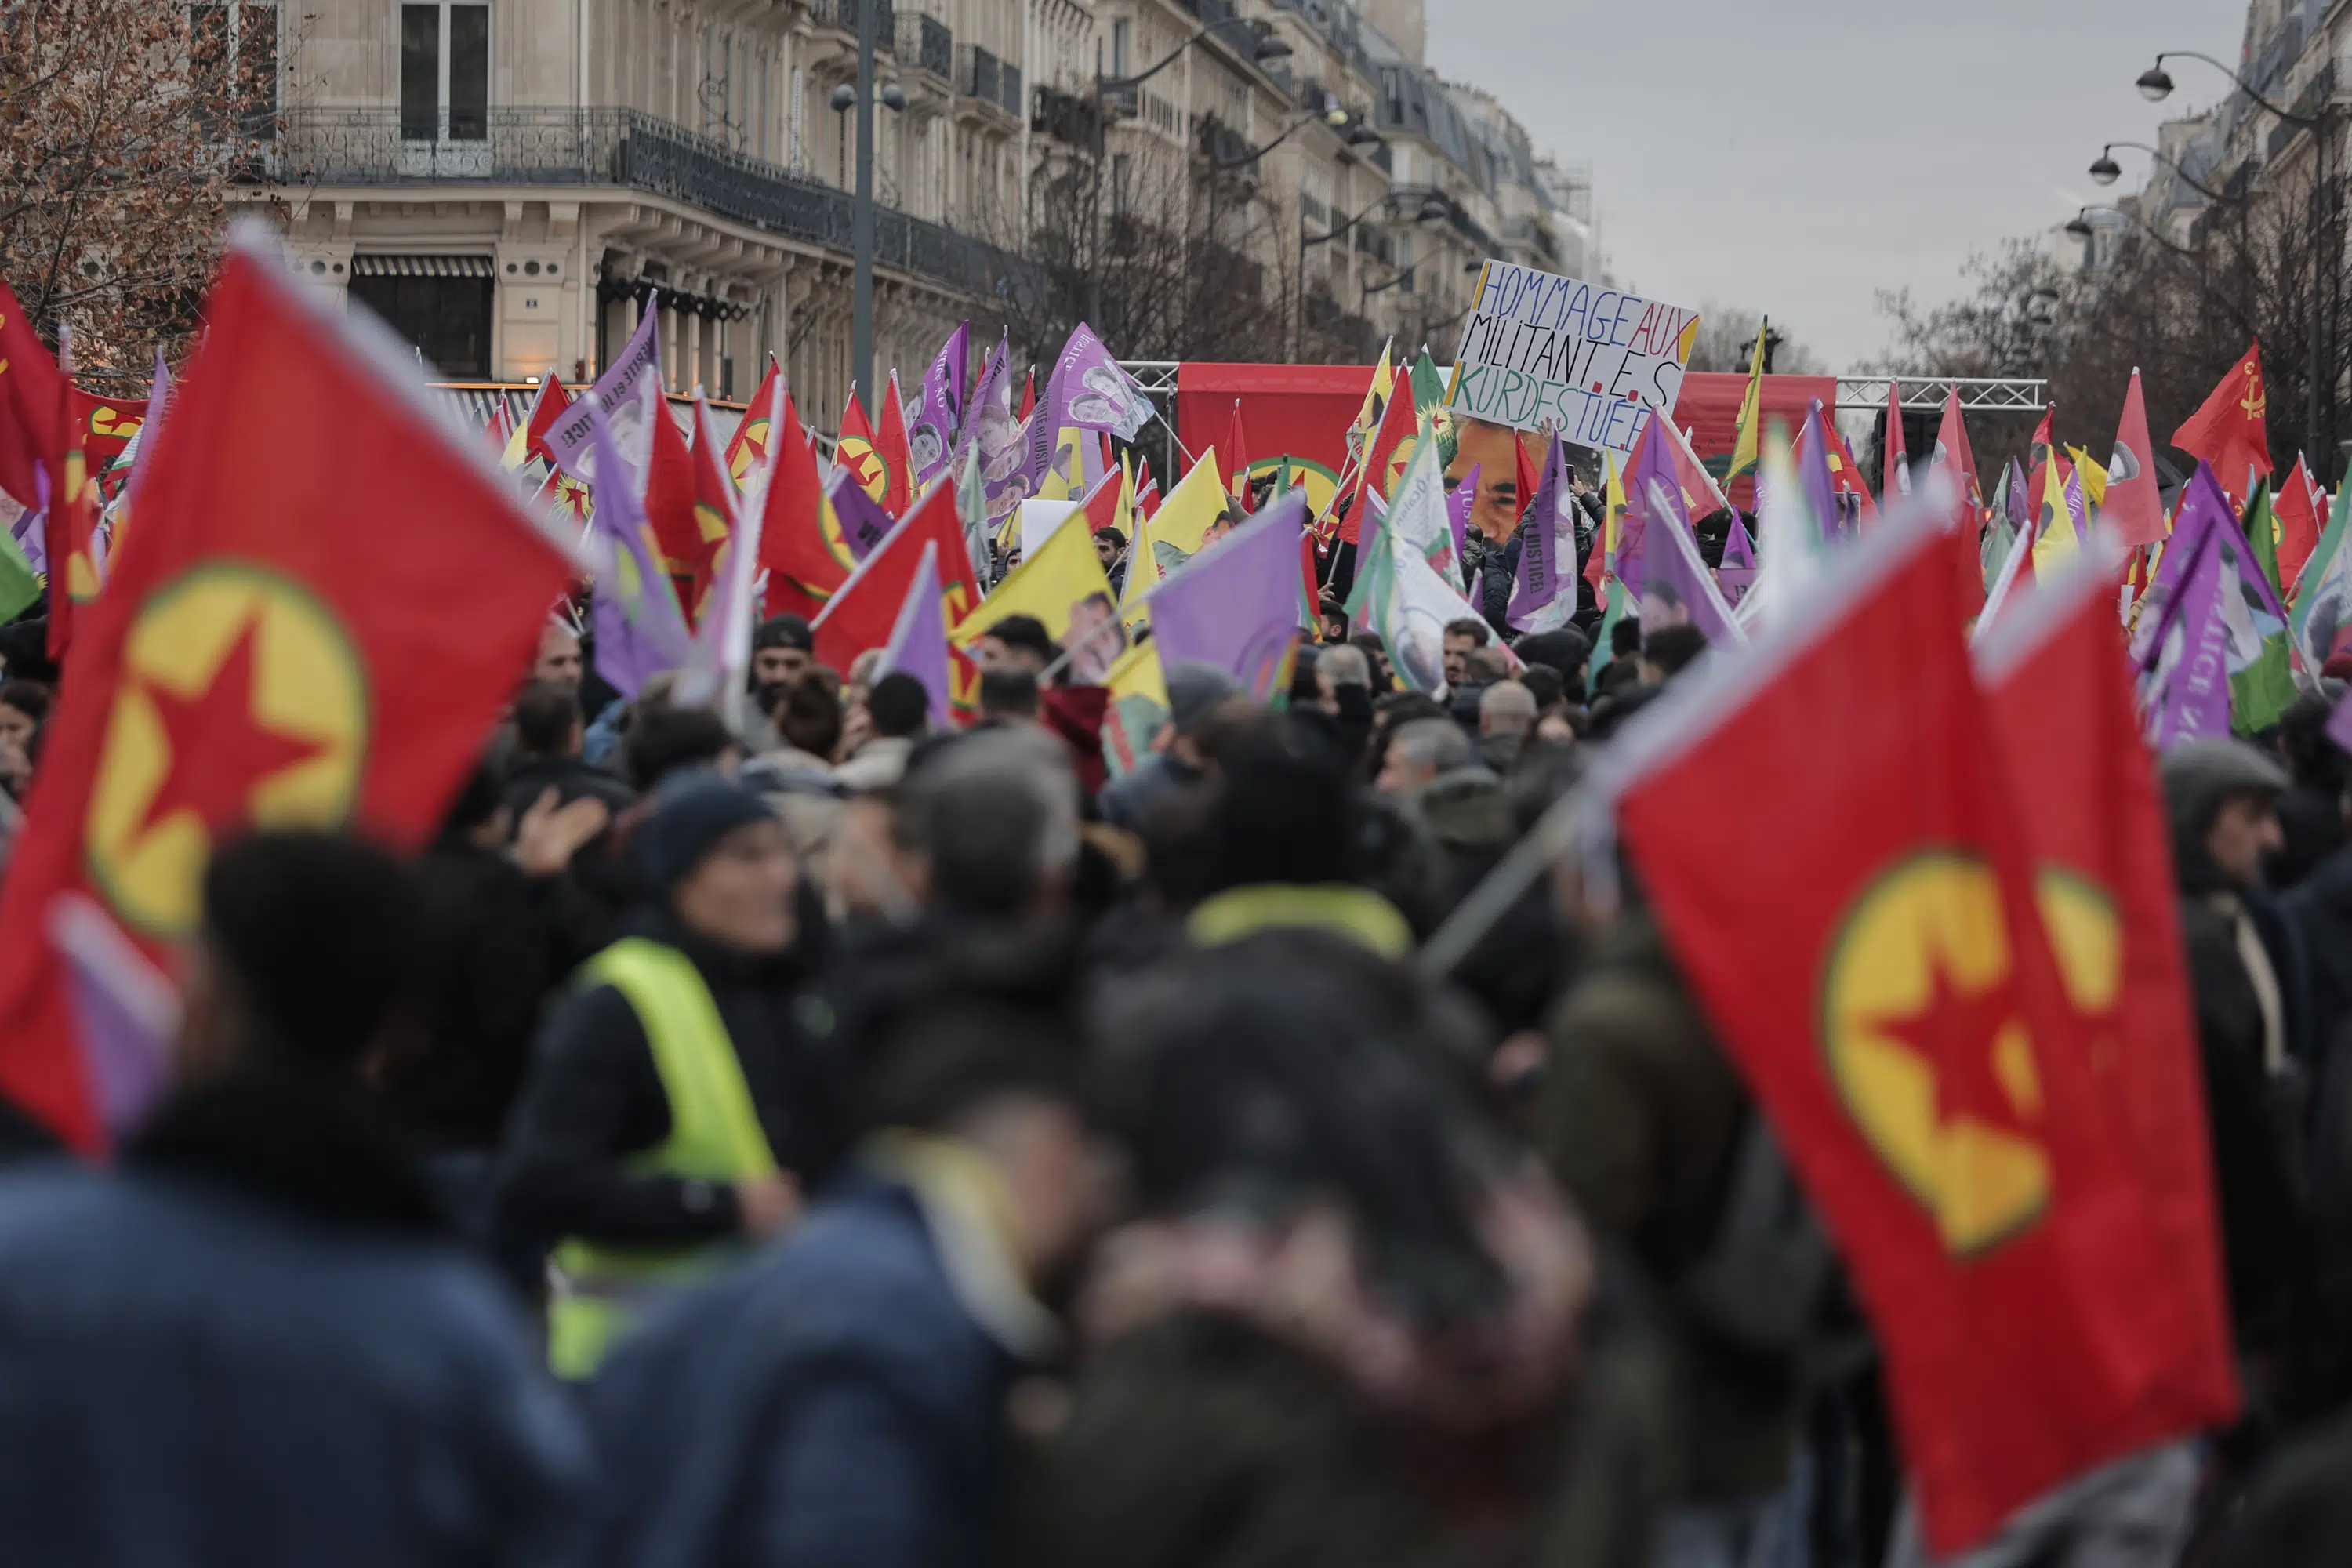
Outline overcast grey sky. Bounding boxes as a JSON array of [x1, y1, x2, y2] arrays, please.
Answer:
[[1428, 0, 2250, 369]]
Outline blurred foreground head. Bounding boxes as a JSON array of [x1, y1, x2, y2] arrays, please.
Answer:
[[183, 831, 428, 1080], [892, 729, 1080, 920]]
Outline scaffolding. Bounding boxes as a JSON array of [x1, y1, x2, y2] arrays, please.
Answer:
[[1116, 362, 2049, 416]]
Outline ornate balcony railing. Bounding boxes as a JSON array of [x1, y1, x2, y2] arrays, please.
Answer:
[[898, 13, 953, 78], [267, 107, 1020, 299], [811, 0, 896, 45]]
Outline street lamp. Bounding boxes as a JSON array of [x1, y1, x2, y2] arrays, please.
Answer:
[[2090, 140, 2234, 202], [2067, 204, 2193, 256], [2136, 49, 2330, 456]]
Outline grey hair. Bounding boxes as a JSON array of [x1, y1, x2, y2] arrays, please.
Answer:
[[892, 729, 1081, 916], [1389, 717, 1475, 774], [1316, 643, 1370, 688]]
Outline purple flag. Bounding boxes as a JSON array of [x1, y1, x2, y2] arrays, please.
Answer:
[[1797, 401, 1842, 545], [2329, 683, 2352, 753], [1508, 438, 1574, 629], [1149, 490, 1310, 700], [874, 539, 951, 729], [2134, 463, 2265, 746], [1623, 423, 1693, 597], [1718, 513, 1758, 606], [584, 397, 695, 698], [48, 891, 176, 1138], [1447, 463, 1479, 586], [2005, 457, 2031, 534], [543, 302, 663, 486], [13, 463, 47, 578], [1637, 477, 1742, 647], [827, 465, 895, 564], [910, 321, 970, 488], [1018, 323, 1149, 501]]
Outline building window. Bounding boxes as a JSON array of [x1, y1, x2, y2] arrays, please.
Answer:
[[350, 268, 494, 379], [401, 2, 489, 142], [1110, 17, 1129, 78]]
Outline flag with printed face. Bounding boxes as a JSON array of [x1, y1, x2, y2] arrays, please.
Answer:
[[950, 507, 1123, 685], [2292, 463, 2352, 669], [1099, 641, 1170, 779], [0, 235, 579, 1152], [1508, 436, 1578, 632], [1604, 515, 2184, 1556], [909, 322, 969, 488], [1126, 448, 1230, 615]]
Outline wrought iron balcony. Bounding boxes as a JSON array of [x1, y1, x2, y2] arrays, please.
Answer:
[[811, 0, 895, 45], [265, 107, 1019, 300], [898, 12, 953, 79], [959, 43, 1000, 108]]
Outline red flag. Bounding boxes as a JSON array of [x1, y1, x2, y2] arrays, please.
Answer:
[[1610, 519, 2183, 1555], [1933, 387, 1982, 527], [2172, 343, 2273, 492], [2277, 455, 2323, 594], [524, 374, 573, 469], [485, 391, 517, 454], [756, 387, 852, 619], [1975, 554, 2242, 1444], [810, 484, 979, 710], [836, 387, 889, 511], [0, 281, 65, 509], [1815, 416, 1878, 527], [1348, 376, 1420, 541], [1136, 458, 1161, 520], [641, 395, 717, 624], [1883, 379, 1909, 503], [0, 238, 576, 1151], [1016, 368, 1036, 423], [1224, 398, 1251, 503], [2103, 371, 2166, 549], [724, 356, 782, 488], [876, 373, 916, 517]]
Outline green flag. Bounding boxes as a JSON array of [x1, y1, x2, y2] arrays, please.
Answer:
[[1410, 349, 1457, 470], [1588, 576, 1629, 696], [0, 524, 37, 624], [2232, 481, 2300, 735]]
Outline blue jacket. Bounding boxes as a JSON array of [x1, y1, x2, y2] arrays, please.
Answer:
[[586, 1174, 1029, 1568], [0, 1073, 591, 1567]]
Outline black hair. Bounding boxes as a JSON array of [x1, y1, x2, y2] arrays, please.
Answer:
[[2279, 688, 2350, 793], [979, 667, 1041, 720], [1610, 614, 1644, 658], [778, 675, 844, 759], [437, 757, 505, 841], [0, 679, 50, 724], [867, 672, 931, 739], [511, 680, 583, 757], [1199, 710, 1356, 891], [1519, 666, 1565, 712], [753, 614, 815, 654], [862, 998, 1084, 1138], [981, 613, 1056, 666], [1642, 622, 1708, 678], [626, 705, 736, 792], [1443, 617, 1492, 648], [200, 831, 427, 1070], [1092, 524, 1127, 550]]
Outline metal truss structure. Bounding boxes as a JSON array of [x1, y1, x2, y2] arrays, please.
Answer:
[[1118, 362, 2047, 418]]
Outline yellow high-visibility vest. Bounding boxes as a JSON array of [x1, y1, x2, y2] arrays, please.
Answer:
[[546, 938, 776, 1380]]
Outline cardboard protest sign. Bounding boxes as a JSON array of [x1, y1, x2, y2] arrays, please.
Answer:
[[1446, 261, 1699, 456]]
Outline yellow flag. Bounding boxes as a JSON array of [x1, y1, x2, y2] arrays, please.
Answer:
[[1727, 318, 1769, 482], [1033, 426, 1091, 503], [2065, 445, 2110, 510], [952, 504, 1123, 679], [1602, 448, 1628, 559], [2031, 454, 2082, 576], [1099, 641, 1171, 778], [1121, 448, 1228, 621]]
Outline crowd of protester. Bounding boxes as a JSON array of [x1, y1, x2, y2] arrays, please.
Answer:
[[1, 471, 2350, 1568]]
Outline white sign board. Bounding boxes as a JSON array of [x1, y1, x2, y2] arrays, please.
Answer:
[[1446, 260, 1699, 456]]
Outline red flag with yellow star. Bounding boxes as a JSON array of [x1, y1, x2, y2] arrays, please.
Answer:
[[876, 373, 917, 517], [1602, 517, 2181, 1555], [640, 391, 715, 626], [836, 387, 888, 511], [1974, 547, 2241, 1442], [0, 233, 578, 1152], [756, 386, 853, 619], [45, 338, 105, 662], [724, 355, 782, 488]]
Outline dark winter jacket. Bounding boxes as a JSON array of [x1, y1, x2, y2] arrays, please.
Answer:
[[585, 1174, 1038, 1568], [2287, 843, 2352, 1050], [491, 911, 851, 1270], [1537, 913, 1798, 1499], [499, 752, 637, 822], [0, 1070, 590, 1566], [383, 841, 559, 1152], [1098, 752, 1204, 835]]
